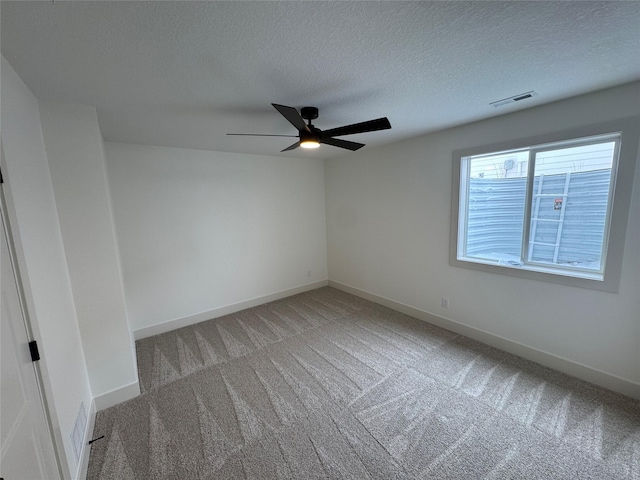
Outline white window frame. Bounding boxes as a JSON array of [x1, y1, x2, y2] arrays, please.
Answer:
[[450, 117, 639, 293]]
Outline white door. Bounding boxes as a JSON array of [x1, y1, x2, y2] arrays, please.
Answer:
[[1, 190, 60, 479]]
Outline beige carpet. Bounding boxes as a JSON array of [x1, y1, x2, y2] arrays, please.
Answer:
[[87, 287, 640, 479]]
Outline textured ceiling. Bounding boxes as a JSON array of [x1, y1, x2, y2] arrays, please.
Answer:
[[2, 1, 639, 159]]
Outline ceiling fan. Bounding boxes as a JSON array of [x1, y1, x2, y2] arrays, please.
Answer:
[[227, 104, 391, 152]]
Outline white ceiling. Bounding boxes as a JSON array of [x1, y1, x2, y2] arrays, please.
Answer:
[[2, 1, 639, 159]]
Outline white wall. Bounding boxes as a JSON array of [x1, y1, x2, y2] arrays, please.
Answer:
[[326, 82, 640, 394], [39, 104, 139, 406], [1, 56, 92, 479], [105, 142, 328, 333]]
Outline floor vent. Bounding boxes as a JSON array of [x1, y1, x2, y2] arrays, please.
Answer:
[[490, 91, 538, 108], [71, 402, 87, 463]]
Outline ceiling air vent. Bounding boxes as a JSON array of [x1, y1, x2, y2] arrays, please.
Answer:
[[490, 91, 538, 108]]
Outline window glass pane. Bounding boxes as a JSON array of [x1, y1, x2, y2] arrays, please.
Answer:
[[527, 142, 616, 271], [464, 152, 528, 264]]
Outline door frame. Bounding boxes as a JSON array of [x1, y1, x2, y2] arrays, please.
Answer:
[[1, 143, 66, 479]]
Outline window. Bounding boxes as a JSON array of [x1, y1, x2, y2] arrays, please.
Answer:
[[450, 117, 639, 292]]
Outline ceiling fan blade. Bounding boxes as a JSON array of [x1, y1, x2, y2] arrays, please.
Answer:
[[321, 117, 391, 138], [272, 104, 311, 133], [281, 141, 301, 152], [321, 137, 365, 151], [227, 133, 297, 137]]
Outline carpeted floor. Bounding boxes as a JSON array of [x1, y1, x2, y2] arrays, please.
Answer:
[[87, 287, 640, 479]]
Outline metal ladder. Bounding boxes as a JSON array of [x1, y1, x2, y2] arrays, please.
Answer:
[[528, 172, 571, 263]]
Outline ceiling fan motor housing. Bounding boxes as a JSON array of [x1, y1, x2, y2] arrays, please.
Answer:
[[300, 129, 319, 143]]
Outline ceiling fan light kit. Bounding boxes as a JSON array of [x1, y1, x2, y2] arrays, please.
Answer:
[[300, 139, 320, 149], [227, 104, 391, 152]]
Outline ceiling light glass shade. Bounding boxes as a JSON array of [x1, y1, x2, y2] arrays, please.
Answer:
[[300, 140, 320, 149]]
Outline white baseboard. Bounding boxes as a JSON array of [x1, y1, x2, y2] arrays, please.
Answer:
[[75, 399, 96, 480], [133, 280, 329, 340], [93, 380, 141, 411], [329, 280, 640, 400]]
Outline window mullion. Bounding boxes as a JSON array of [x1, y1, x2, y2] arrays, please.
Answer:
[[521, 149, 537, 265]]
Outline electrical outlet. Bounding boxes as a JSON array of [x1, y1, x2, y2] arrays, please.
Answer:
[[441, 297, 449, 309]]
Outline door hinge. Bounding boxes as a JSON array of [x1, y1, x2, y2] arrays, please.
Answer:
[[29, 340, 41, 362]]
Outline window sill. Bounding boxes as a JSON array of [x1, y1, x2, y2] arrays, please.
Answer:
[[457, 256, 604, 282]]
